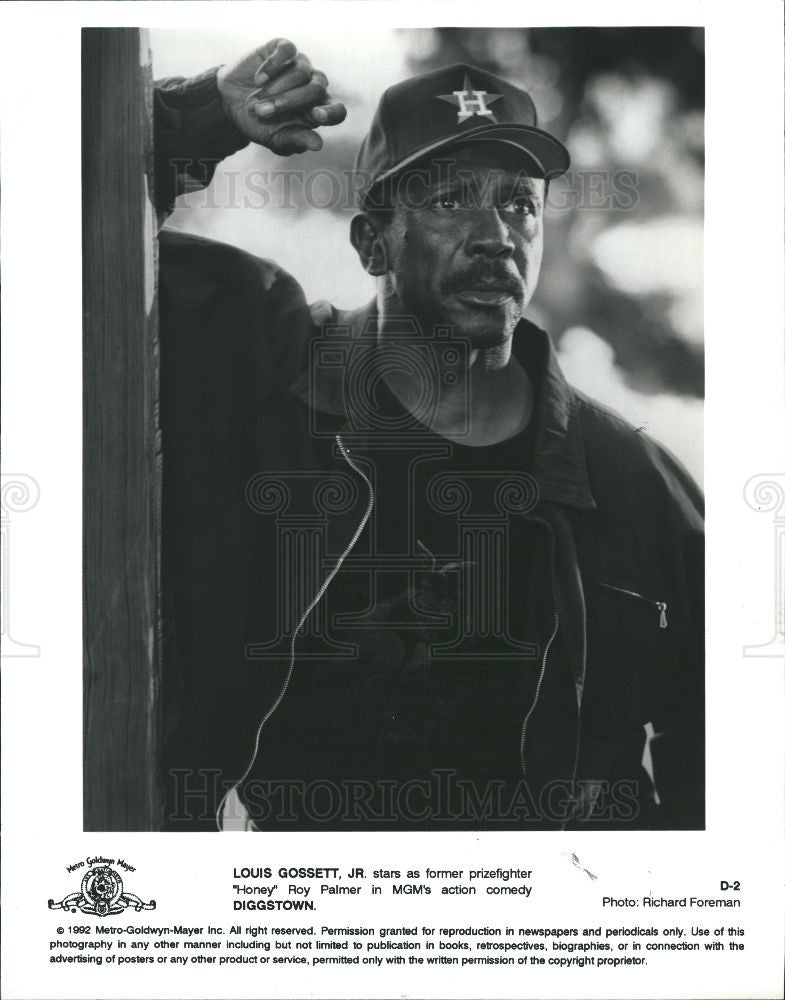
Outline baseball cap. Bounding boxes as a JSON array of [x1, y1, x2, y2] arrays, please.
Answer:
[[355, 62, 571, 206]]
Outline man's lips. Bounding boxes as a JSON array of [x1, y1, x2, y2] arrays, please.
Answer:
[[453, 285, 520, 307], [449, 274, 523, 308]]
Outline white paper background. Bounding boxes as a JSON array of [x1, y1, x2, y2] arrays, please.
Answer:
[[1, 2, 783, 999]]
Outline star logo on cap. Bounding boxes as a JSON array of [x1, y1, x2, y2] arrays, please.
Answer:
[[436, 74, 502, 124]]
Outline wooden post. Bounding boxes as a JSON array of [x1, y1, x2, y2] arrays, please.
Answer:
[[82, 28, 163, 830]]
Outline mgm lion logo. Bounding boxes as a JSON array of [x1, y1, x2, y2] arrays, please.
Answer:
[[48, 865, 156, 917]]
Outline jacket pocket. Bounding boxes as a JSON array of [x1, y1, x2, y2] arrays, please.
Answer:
[[582, 579, 682, 741], [596, 582, 668, 630]]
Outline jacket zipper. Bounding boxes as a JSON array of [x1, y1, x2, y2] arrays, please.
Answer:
[[217, 434, 374, 831], [519, 612, 560, 778], [598, 582, 668, 629]]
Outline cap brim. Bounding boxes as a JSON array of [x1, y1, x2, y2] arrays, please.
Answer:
[[373, 122, 570, 186]]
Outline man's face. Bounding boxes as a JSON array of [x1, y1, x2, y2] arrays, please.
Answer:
[[376, 144, 545, 348]]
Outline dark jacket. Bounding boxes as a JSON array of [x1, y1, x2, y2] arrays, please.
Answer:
[[155, 72, 704, 833]]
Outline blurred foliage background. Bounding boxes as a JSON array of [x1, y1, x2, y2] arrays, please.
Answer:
[[153, 27, 704, 483]]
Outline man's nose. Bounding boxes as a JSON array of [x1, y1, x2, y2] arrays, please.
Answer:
[[465, 208, 515, 258]]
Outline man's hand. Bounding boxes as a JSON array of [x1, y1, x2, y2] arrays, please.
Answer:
[[216, 39, 346, 155]]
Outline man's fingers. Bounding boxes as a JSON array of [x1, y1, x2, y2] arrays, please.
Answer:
[[260, 56, 316, 97], [308, 102, 347, 127], [251, 78, 330, 119], [227, 42, 344, 149], [268, 125, 324, 155], [253, 38, 298, 85]]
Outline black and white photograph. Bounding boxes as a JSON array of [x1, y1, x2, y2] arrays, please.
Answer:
[[84, 25, 705, 833], [2, 3, 784, 999]]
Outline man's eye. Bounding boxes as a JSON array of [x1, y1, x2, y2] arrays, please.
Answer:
[[434, 195, 463, 211], [501, 196, 534, 216]]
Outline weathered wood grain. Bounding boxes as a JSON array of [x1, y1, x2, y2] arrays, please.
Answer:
[[83, 27, 163, 831]]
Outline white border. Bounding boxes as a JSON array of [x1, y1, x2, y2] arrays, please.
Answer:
[[1, 3, 783, 999]]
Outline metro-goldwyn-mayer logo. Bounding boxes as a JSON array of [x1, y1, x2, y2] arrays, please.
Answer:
[[48, 858, 155, 917]]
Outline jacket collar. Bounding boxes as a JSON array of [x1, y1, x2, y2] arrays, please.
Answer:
[[290, 299, 596, 511]]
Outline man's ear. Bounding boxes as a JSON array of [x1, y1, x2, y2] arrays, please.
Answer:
[[350, 213, 389, 276]]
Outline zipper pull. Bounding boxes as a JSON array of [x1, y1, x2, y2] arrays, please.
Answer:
[[657, 602, 668, 629]]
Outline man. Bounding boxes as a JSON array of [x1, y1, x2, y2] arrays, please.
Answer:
[[155, 39, 704, 832]]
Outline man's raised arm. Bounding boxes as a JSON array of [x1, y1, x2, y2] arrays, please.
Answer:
[[154, 38, 347, 218]]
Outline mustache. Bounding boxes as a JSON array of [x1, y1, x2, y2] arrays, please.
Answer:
[[444, 264, 524, 301]]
